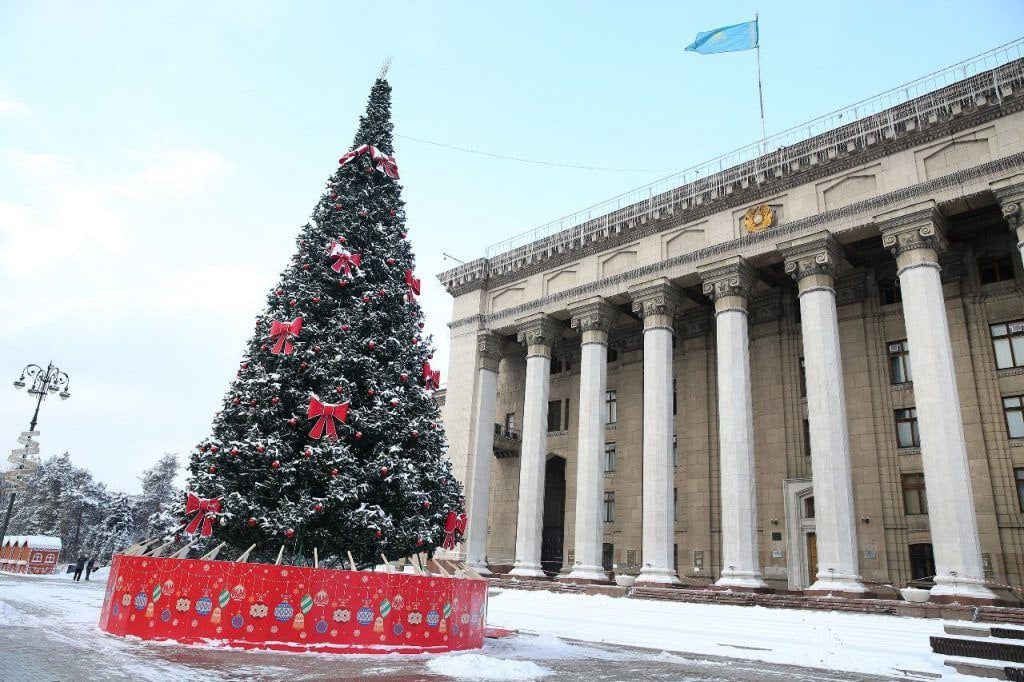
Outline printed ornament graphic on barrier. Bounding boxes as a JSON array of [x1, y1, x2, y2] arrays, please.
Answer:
[[98, 555, 487, 654]]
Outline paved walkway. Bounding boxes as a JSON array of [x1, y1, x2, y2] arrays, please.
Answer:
[[0, 573, 903, 681]]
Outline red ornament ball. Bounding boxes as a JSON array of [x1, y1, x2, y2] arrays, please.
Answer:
[[330, 468, 339, 477], [312, 296, 320, 304], [302, 263, 310, 271], [271, 460, 281, 469], [378, 289, 386, 297], [247, 517, 257, 527], [416, 539, 424, 547], [271, 396, 280, 405], [337, 235, 346, 243], [232, 397, 241, 405], [230, 447, 239, 456], [341, 324, 350, 331], [304, 448, 313, 458], [367, 389, 376, 396], [250, 399, 257, 406], [285, 528, 295, 538], [361, 295, 370, 303], [386, 257, 395, 265], [275, 288, 284, 296], [333, 204, 343, 211], [359, 210, 368, 218], [375, 530, 382, 538], [400, 372, 409, 382], [314, 503, 324, 512], [422, 501, 431, 509], [411, 430, 419, 438], [210, 445, 219, 453], [367, 341, 376, 350], [400, 232, 407, 239], [208, 466, 217, 474], [380, 467, 389, 477], [300, 362, 309, 369], [427, 354, 433, 360], [338, 279, 349, 288], [256, 445, 265, 453], [289, 299, 297, 307], [390, 209, 396, 217], [329, 192, 337, 199], [240, 362, 249, 369], [390, 399, 399, 407], [335, 386, 343, 395], [261, 344, 269, 351], [418, 322, 424, 329], [288, 418, 298, 427], [354, 431, 363, 440]]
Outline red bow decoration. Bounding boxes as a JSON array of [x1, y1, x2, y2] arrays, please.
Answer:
[[307, 396, 350, 440], [405, 269, 421, 303], [443, 511, 468, 550], [338, 144, 400, 179], [422, 361, 441, 390], [328, 242, 362, 276], [270, 317, 303, 355], [184, 492, 221, 537]]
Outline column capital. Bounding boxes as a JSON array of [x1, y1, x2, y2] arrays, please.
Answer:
[[990, 174, 1024, 233], [477, 330, 504, 372], [875, 201, 949, 260], [698, 257, 756, 304], [515, 313, 563, 350], [778, 232, 846, 289], [569, 300, 617, 337], [629, 280, 683, 320]]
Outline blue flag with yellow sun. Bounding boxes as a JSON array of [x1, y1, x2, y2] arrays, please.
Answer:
[[685, 20, 759, 54]]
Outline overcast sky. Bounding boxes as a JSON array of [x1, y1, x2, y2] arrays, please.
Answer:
[[2, 1, 1021, 494]]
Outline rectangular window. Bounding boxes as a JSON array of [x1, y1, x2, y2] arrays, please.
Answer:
[[607, 346, 618, 363], [879, 277, 902, 305], [902, 473, 928, 515], [888, 340, 912, 385], [1015, 468, 1024, 513], [802, 419, 811, 458], [546, 400, 562, 434], [563, 398, 571, 431], [504, 412, 516, 432], [992, 320, 1024, 370], [605, 390, 617, 425], [1004, 396, 1024, 439], [895, 408, 920, 448], [673, 378, 677, 416], [799, 357, 807, 398], [604, 491, 615, 523], [672, 434, 678, 467], [978, 254, 1015, 285], [673, 487, 678, 521], [604, 442, 616, 473]]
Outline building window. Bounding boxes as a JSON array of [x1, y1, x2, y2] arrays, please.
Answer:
[[879, 277, 902, 305], [607, 346, 618, 363], [604, 442, 616, 473], [1004, 396, 1024, 439], [546, 400, 562, 433], [909, 543, 935, 582], [902, 473, 928, 515], [673, 487, 678, 521], [802, 419, 811, 458], [604, 492, 615, 522], [991, 320, 1024, 369], [798, 357, 807, 398], [602, 543, 614, 571], [505, 413, 516, 432], [895, 408, 920, 448], [605, 390, 617, 425], [978, 253, 1015, 285], [563, 398, 570, 430], [1015, 468, 1024, 512], [803, 496, 815, 519], [550, 352, 563, 374], [888, 340, 912, 385], [672, 434, 678, 467], [672, 378, 677, 416]]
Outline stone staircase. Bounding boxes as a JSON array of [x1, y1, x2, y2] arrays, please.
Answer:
[[930, 623, 1024, 679]]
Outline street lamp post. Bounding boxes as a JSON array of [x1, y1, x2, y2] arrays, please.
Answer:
[[0, 362, 71, 541]]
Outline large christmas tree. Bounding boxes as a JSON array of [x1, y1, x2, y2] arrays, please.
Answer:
[[185, 74, 462, 566]]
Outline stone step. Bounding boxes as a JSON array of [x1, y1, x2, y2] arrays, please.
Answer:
[[945, 624, 992, 638], [993, 627, 1024, 641], [930, 636, 1024, 664]]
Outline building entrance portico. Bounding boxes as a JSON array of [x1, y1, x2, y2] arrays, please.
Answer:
[[541, 455, 566, 576]]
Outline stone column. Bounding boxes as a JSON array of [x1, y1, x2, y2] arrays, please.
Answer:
[[564, 300, 617, 582], [877, 202, 998, 604], [464, 331, 503, 575], [780, 233, 866, 596], [630, 280, 682, 585], [991, 175, 1024, 270], [509, 314, 563, 578], [699, 258, 768, 590]]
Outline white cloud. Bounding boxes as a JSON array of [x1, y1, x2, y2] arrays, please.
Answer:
[[116, 150, 231, 200], [0, 96, 32, 120]]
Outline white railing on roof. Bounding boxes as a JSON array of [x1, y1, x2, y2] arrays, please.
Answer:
[[478, 37, 1024, 274]]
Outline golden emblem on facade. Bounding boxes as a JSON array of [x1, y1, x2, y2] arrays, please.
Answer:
[[743, 205, 775, 233]]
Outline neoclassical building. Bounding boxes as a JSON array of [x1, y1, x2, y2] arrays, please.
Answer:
[[438, 49, 1024, 604]]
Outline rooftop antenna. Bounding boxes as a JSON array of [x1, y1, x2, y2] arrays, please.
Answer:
[[378, 57, 392, 80]]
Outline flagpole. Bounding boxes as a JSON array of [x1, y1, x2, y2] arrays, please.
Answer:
[[755, 13, 767, 152]]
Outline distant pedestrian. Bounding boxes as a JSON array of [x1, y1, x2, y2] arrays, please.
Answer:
[[73, 555, 86, 581], [85, 557, 96, 581]]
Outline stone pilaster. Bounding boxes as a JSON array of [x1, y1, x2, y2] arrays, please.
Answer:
[[629, 280, 683, 585], [991, 175, 1024, 269], [699, 257, 768, 590], [876, 202, 998, 604], [779, 232, 866, 596], [564, 300, 617, 582], [509, 313, 563, 577], [464, 330, 503, 574]]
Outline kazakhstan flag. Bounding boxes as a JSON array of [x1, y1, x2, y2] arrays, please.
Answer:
[[685, 20, 759, 54]]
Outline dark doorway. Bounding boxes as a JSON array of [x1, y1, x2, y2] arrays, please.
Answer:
[[909, 543, 936, 582], [540, 456, 566, 576], [602, 543, 614, 572]]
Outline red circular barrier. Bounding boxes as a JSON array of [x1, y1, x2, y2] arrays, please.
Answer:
[[98, 554, 488, 654]]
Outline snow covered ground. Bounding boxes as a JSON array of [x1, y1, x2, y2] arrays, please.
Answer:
[[0, 572, 959, 680]]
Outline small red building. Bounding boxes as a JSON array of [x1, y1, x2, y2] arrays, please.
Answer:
[[0, 535, 61, 575]]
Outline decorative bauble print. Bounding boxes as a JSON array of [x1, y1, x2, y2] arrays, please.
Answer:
[[392, 594, 405, 610], [426, 608, 440, 628], [373, 616, 384, 633], [392, 622, 404, 636], [231, 614, 244, 629], [333, 607, 351, 623], [315, 618, 328, 634], [443, 602, 451, 620], [439, 618, 447, 634], [274, 598, 295, 623], [151, 583, 162, 603], [230, 584, 246, 602], [300, 594, 313, 614], [407, 610, 423, 626], [218, 589, 230, 609], [211, 607, 222, 625], [160, 608, 172, 623], [356, 603, 374, 626], [293, 612, 305, 630], [379, 599, 391, 618], [134, 592, 147, 611], [176, 597, 191, 613], [313, 590, 329, 607], [250, 600, 269, 619], [144, 602, 155, 620], [120, 593, 131, 608], [196, 594, 213, 616], [459, 612, 470, 625]]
